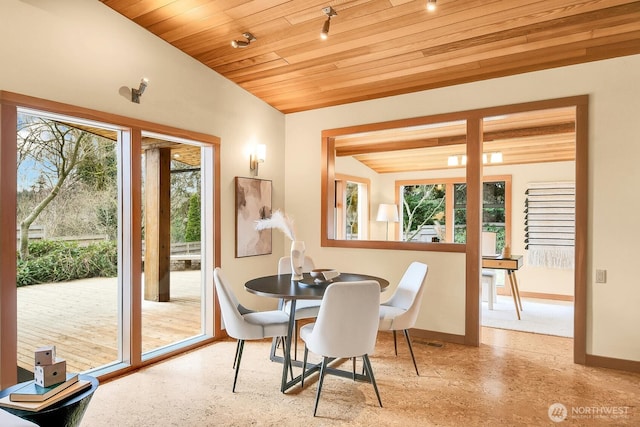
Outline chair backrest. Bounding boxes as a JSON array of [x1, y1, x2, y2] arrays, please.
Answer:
[[383, 262, 429, 330], [214, 267, 262, 340], [304, 281, 380, 358], [277, 255, 316, 274]]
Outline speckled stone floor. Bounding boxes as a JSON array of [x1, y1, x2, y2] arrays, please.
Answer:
[[82, 328, 639, 426]]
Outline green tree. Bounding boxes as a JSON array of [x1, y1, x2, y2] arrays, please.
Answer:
[[402, 184, 445, 241], [16, 115, 98, 258], [184, 193, 201, 242]]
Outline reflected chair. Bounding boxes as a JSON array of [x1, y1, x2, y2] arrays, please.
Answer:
[[378, 261, 428, 375], [214, 267, 290, 392], [279, 256, 318, 358], [300, 280, 382, 416]]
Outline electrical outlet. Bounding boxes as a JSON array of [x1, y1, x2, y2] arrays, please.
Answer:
[[595, 269, 607, 283]]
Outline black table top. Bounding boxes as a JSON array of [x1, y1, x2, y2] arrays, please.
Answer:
[[245, 272, 389, 300]]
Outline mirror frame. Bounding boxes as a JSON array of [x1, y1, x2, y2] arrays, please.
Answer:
[[321, 95, 588, 355]]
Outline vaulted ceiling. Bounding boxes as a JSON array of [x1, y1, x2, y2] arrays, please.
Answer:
[[100, 0, 640, 114]]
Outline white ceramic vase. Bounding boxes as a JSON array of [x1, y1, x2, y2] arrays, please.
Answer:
[[290, 240, 305, 280]]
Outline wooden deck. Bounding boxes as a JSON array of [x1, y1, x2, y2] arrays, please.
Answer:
[[17, 270, 202, 374]]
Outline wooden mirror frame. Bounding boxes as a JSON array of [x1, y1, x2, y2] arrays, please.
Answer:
[[321, 95, 588, 359]]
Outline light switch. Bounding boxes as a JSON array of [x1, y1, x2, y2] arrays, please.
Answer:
[[595, 269, 607, 283]]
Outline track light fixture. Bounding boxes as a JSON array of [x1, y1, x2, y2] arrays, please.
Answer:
[[131, 77, 149, 104], [426, 0, 437, 12], [320, 6, 337, 40], [231, 32, 256, 48]]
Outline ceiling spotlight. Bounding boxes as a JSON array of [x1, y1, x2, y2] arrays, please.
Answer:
[[231, 32, 256, 48], [131, 77, 149, 104], [320, 6, 337, 40], [426, 0, 437, 12]]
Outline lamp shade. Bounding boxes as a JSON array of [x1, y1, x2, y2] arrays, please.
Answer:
[[376, 204, 399, 222]]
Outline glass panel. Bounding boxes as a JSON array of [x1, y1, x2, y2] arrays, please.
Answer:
[[345, 181, 359, 239], [483, 181, 506, 251], [140, 136, 203, 356], [454, 183, 467, 243], [400, 184, 446, 242], [16, 111, 120, 377]]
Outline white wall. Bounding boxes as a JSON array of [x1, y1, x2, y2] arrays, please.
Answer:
[[286, 55, 640, 361], [0, 0, 286, 307]]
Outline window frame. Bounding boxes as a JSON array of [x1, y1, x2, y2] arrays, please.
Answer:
[[0, 91, 222, 387]]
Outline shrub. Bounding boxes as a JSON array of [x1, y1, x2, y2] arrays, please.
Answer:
[[17, 239, 118, 286]]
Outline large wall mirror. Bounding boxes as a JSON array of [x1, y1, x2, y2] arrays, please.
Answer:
[[321, 97, 582, 253]]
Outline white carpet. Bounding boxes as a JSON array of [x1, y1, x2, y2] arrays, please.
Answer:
[[482, 295, 574, 338]]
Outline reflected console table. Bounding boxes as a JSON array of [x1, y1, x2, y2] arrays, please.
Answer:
[[482, 255, 524, 320]]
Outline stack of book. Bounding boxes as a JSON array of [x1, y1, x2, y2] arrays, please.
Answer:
[[0, 346, 90, 412]]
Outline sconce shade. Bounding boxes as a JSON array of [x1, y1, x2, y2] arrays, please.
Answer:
[[250, 144, 266, 175], [376, 203, 399, 222], [131, 77, 149, 104], [320, 6, 337, 40]]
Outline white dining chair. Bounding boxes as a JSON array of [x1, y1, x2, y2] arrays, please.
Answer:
[[214, 267, 290, 392], [278, 255, 318, 359], [300, 280, 382, 416], [378, 261, 428, 376]]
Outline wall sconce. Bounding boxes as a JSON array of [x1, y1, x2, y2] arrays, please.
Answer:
[[231, 32, 256, 48], [376, 203, 399, 240], [249, 144, 266, 175], [131, 78, 149, 104], [426, 0, 437, 12], [320, 6, 337, 40]]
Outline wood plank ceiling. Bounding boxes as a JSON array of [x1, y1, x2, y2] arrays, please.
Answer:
[[100, 0, 640, 114], [98, 0, 639, 172]]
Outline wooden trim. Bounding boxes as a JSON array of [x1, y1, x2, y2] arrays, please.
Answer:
[[0, 102, 18, 388], [410, 329, 466, 345], [0, 90, 222, 382], [585, 354, 640, 374], [0, 91, 220, 146], [573, 96, 589, 365], [321, 95, 588, 364], [517, 291, 574, 301], [465, 116, 483, 347]]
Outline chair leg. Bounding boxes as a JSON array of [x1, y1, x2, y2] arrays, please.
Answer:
[[393, 330, 398, 356], [403, 329, 419, 376], [313, 357, 329, 417], [233, 340, 240, 369], [362, 354, 382, 408], [302, 346, 308, 387], [232, 339, 245, 392]]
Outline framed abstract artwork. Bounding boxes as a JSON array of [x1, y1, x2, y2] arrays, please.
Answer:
[[235, 177, 272, 257]]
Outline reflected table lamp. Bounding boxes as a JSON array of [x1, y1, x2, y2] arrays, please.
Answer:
[[376, 203, 399, 240]]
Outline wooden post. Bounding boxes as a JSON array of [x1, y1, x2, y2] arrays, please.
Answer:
[[144, 147, 171, 302]]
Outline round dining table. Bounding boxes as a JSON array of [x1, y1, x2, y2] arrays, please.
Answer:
[[245, 272, 389, 393]]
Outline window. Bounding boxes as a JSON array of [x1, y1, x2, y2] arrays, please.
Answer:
[[335, 174, 369, 240], [0, 93, 221, 385], [397, 176, 511, 249]]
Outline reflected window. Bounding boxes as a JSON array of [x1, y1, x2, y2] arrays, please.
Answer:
[[397, 177, 510, 246], [335, 174, 369, 240], [400, 183, 446, 242]]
